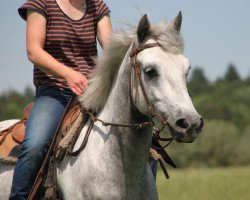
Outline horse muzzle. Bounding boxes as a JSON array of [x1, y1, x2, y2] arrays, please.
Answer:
[[168, 116, 204, 143]]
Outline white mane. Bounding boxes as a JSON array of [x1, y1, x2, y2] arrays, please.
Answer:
[[79, 19, 184, 112]]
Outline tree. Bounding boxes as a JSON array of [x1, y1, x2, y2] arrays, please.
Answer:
[[0, 87, 34, 121], [188, 67, 210, 96], [245, 70, 250, 83], [224, 63, 240, 81]]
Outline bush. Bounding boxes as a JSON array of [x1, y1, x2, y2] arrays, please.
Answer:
[[234, 125, 250, 165], [166, 120, 248, 168]]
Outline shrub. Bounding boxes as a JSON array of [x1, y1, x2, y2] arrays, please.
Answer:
[[167, 120, 245, 168]]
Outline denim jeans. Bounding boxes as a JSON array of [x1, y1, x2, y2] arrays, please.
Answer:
[[149, 157, 158, 180], [9, 86, 73, 200]]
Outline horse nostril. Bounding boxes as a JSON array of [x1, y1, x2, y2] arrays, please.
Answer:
[[175, 118, 189, 129], [198, 118, 204, 130]]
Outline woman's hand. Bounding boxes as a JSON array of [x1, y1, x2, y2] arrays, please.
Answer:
[[64, 69, 88, 96]]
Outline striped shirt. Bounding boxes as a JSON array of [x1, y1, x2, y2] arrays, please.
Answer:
[[18, 0, 110, 90]]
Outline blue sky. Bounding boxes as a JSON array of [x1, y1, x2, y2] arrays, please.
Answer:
[[1, 0, 250, 93]]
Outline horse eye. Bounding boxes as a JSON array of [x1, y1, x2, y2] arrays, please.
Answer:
[[144, 67, 158, 78]]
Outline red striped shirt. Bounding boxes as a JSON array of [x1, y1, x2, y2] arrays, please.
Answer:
[[18, 0, 110, 90]]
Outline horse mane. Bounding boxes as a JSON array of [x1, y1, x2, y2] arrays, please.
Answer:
[[79, 19, 184, 112]]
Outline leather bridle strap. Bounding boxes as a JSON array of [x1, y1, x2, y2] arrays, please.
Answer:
[[129, 42, 160, 57], [129, 42, 159, 114], [129, 42, 168, 133]]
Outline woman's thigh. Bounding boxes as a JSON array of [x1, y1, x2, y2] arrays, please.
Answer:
[[22, 86, 73, 152]]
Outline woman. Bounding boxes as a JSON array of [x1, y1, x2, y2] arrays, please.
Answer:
[[9, 0, 112, 199]]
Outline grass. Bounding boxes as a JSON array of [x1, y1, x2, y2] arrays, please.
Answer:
[[156, 166, 250, 200]]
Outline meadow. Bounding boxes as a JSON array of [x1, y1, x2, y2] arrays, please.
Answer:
[[157, 166, 250, 200]]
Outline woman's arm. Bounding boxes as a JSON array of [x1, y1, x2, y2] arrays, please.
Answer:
[[26, 10, 87, 96], [97, 14, 112, 49]]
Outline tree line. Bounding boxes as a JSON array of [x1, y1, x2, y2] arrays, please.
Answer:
[[0, 87, 34, 120], [0, 63, 249, 167]]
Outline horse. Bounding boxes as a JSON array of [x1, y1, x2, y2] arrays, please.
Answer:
[[0, 12, 203, 200]]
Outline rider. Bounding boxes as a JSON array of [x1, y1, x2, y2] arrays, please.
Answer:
[[9, 0, 112, 199]]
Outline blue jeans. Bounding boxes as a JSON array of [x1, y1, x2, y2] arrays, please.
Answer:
[[149, 157, 158, 180], [9, 86, 73, 200]]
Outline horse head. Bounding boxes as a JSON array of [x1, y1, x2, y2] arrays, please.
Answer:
[[131, 12, 204, 143]]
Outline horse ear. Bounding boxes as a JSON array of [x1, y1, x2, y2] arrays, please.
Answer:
[[137, 14, 151, 43], [170, 11, 182, 33]]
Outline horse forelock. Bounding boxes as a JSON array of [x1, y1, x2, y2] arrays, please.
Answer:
[[79, 19, 184, 112], [151, 20, 184, 54]]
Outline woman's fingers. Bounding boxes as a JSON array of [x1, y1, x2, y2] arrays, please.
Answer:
[[65, 69, 88, 96], [72, 79, 88, 96]]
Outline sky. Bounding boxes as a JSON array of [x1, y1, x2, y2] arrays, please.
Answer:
[[0, 0, 250, 94]]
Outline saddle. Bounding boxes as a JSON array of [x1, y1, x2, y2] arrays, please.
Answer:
[[0, 97, 84, 199], [0, 103, 33, 162], [0, 100, 81, 164]]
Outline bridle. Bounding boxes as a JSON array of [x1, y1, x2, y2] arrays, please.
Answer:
[[86, 41, 172, 138], [129, 41, 172, 140], [83, 41, 172, 136], [64, 41, 176, 181], [68, 41, 173, 157]]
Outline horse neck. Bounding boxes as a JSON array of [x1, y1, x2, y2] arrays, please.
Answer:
[[97, 57, 153, 178]]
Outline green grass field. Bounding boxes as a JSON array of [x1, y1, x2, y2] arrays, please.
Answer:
[[156, 166, 250, 200]]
